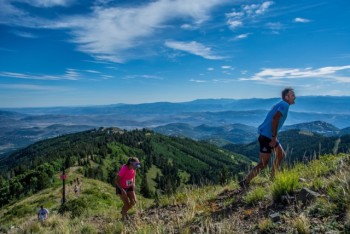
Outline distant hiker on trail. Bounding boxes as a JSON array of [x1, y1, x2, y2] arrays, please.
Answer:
[[37, 205, 49, 222], [115, 157, 141, 220], [74, 183, 79, 196], [239, 88, 296, 189], [74, 177, 81, 196]]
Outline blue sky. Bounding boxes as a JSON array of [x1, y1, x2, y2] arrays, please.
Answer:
[[0, 0, 349, 107]]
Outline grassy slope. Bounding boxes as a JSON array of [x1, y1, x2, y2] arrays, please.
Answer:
[[1, 153, 350, 233]]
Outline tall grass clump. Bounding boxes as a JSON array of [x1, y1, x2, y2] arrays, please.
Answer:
[[293, 214, 310, 234], [271, 169, 300, 201], [305, 155, 337, 177], [257, 218, 274, 233], [243, 187, 267, 205], [326, 172, 350, 211], [80, 224, 97, 234], [308, 197, 337, 218]]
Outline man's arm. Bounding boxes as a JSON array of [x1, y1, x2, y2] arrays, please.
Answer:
[[269, 111, 282, 148], [271, 111, 282, 138]]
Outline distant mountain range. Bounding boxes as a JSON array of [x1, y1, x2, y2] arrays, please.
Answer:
[[223, 130, 350, 163], [1, 96, 350, 155], [153, 120, 349, 145], [4, 96, 350, 115]]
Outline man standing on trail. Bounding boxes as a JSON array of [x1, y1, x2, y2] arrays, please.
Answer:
[[38, 205, 49, 222], [239, 88, 296, 188], [115, 157, 141, 220]]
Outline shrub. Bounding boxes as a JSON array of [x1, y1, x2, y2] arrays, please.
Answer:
[[59, 197, 88, 218], [271, 170, 300, 201]]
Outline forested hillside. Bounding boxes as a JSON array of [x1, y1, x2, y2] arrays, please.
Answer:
[[0, 128, 251, 208]]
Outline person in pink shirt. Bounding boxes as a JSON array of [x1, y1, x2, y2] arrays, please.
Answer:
[[115, 157, 141, 220]]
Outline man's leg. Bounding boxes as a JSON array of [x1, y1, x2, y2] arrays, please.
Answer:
[[245, 152, 271, 184], [271, 145, 285, 178]]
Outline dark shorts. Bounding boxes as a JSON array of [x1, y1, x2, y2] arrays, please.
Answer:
[[258, 135, 280, 154], [116, 186, 134, 195]]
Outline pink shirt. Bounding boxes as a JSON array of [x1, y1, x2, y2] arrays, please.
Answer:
[[118, 164, 136, 189]]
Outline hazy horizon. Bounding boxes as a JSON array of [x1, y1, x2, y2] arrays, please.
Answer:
[[1, 94, 350, 109]]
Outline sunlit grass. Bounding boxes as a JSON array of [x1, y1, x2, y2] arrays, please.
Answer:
[[293, 214, 310, 234], [271, 169, 300, 201], [243, 186, 268, 205]]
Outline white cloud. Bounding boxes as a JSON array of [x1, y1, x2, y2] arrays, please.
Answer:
[[256, 1, 274, 14], [208, 67, 214, 71], [265, 22, 283, 30], [240, 65, 350, 84], [190, 79, 207, 83], [14, 0, 74, 8], [180, 24, 197, 30], [165, 40, 224, 60], [234, 33, 251, 40], [84, 70, 101, 74], [226, 1, 274, 31], [0, 69, 82, 80], [0, 83, 71, 91], [11, 30, 37, 38], [55, 0, 227, 63], [294, 17, 311, 23], [227, 19, 242, 30], [221, 65, 232, 69], [243, 1, 273, 15], [123, 75, 163, 80], [1, 0, 228, 63]]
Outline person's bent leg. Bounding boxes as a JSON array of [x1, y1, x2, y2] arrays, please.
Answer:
[[126, 191, 137, 211], [245, 153, 271, 184], [271, 145, 285, 178], [119, 193, 130, 219]]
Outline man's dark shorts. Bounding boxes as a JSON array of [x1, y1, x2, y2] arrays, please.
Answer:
[[258, 135, 280, 154], [116, 186, 134, 195]]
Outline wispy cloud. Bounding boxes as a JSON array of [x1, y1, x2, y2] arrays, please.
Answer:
[[54, 0, 227, 63], [221, 65, 233, 69], [13, 0, 74, 8], [84, 70, 101, 74], [0, 69, 82, 80], [234, 33, 251, 40], [180, 24, 198, 30], [11, 30, 37, 38], [240, 65, 350, 84], [294, 17, 311, 23], [0, 83, 72, 91], [190, 79, 208, 83], [243, 1, 274, 16], [165, 40, 224, 60], [123, 74, 163, 80], [265, 22, 283, 31], [208, 67, 214, 71], [226, 1, 274, 30], [1, 0, 228, 63]]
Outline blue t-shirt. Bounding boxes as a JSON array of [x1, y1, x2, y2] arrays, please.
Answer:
[[258, 100, 290, 138]]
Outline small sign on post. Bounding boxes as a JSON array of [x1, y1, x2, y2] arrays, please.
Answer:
[[60, 174, 67, 180]]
